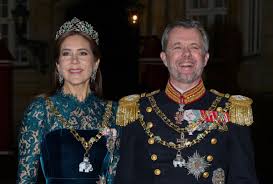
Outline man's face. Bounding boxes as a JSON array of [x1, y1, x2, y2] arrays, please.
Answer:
[[160, 27, 209, 87]]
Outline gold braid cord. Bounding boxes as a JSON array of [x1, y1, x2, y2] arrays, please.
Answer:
[[228, 95, 253, 126]]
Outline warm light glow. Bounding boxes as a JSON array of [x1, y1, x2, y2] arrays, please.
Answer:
[[131, 14, 138, 24], [132, 15, 138, 21]]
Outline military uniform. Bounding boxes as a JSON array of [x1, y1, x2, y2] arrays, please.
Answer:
[[115, 80, 259, 184]]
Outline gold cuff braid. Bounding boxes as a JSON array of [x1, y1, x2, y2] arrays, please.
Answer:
[[228, 95, 253, 126], [116, 94, 140, 126]]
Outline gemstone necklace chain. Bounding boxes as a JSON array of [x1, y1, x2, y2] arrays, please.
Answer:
[[46, 98, 112, 156], [46, 97, 112, 172]]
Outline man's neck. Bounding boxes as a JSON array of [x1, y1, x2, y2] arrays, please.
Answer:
[[170, 80, 200, 94]]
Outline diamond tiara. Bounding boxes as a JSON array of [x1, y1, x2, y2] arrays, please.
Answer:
[[55, 17, 99, 45]]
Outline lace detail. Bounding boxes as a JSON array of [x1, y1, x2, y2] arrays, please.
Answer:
[[17, 91, 120, 184]]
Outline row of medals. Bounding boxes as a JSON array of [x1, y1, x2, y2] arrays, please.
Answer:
[[172, 104, 210, 179]]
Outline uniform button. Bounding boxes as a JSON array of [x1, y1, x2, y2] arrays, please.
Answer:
[[146, 107, 152, 112], [147, 122, 153, 129], [148, 138, 155, 144], [151, 154, 157, 161], [207, 155, 214, 162], [154, 169, 161, 175], [211, 138, 217, 144], [203, 172, 209, 178]]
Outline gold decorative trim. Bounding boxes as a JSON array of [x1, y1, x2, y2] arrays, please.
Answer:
[[116, 90, 160, 126], [228, 95, 253, 126], [165, 80, 206, 104], [116, 94, 141, 126]]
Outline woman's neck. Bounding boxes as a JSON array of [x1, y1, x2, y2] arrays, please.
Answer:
[[63, 83, 90, 102]]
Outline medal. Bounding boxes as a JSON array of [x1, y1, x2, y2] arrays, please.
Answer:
[[173, 133, 187, 167], [79, 156, 93, 173], [185, 151, 210, 180], [176, 132, 188, 147], [173, 150, 186, 167], [175, 104, 185, 124]]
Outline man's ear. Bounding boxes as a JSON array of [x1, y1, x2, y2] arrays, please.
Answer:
[[160, 51, 168, 67], [204, 53, 209, 66]]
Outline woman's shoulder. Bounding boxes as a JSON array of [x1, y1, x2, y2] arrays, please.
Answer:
[[23, 95, 49, 117], [21, 95, 48, 128]]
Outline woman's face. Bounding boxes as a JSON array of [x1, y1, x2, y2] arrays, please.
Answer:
[[57, 34, 99, 88]]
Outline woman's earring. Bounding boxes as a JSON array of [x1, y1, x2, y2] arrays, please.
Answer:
[[91, 70, 97, 82], [58, 73, 64, 85]]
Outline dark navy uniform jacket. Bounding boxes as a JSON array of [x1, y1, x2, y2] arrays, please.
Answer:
[[115, 82, 259, 184]]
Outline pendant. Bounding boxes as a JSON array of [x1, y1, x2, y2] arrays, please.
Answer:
[[173, 150, 186, 167], [79, 156, 93, 173], [212, 168, 225, 184], [176, 132, 188, 147], [174, 104, 185, 124]]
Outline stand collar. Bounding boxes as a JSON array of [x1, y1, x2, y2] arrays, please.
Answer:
[[165, 80, 206, 104]]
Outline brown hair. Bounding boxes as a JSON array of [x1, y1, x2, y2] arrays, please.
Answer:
[[49, 31, 103, 97]]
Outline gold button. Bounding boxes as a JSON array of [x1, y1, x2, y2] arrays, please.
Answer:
[[148, 138, 155, 144], [203, 172, 209, 178], [207, 155, 213, 162], [211, 138, 217, 144], [154, 169, 161, 175], [146, 107, 152, 112], [216, 107, 223, 112], [151, 154, 157, 161], [225, 93, 230, 98], [147, 122, 153, 129]]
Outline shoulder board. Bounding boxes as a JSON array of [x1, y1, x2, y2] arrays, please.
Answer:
[[228, 95, 253, 126], [116, 94, 141, 126], [145, 89, 160, 97], [210, 89, 230, 98]]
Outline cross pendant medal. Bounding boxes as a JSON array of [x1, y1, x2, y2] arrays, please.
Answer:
[[173, 133, 188, 167], [176, 132, 188, 148], [79, 156, 93, 173]]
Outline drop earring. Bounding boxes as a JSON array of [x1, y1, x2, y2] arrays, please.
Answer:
[[58, 73, 64, 85], [91, 70, 97, 82]]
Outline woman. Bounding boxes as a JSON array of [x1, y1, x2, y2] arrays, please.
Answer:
[[17, 17, 120, 184]]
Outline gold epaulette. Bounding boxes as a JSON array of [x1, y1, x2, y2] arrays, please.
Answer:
[[116, 90, 160, 126], [116, 94, 141, 126], [228, 95, 253, 126]]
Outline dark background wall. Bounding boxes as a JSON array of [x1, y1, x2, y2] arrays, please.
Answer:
[[66, 0, 140, 100]]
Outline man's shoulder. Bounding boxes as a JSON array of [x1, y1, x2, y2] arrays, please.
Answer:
[[116, 90, 161, 127], [210, 89, 254, 126]]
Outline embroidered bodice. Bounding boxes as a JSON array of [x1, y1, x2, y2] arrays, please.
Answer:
[[17, 90, 120, 184]]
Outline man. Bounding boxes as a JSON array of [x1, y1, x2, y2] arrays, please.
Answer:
[[115, 19, 259, 184]]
